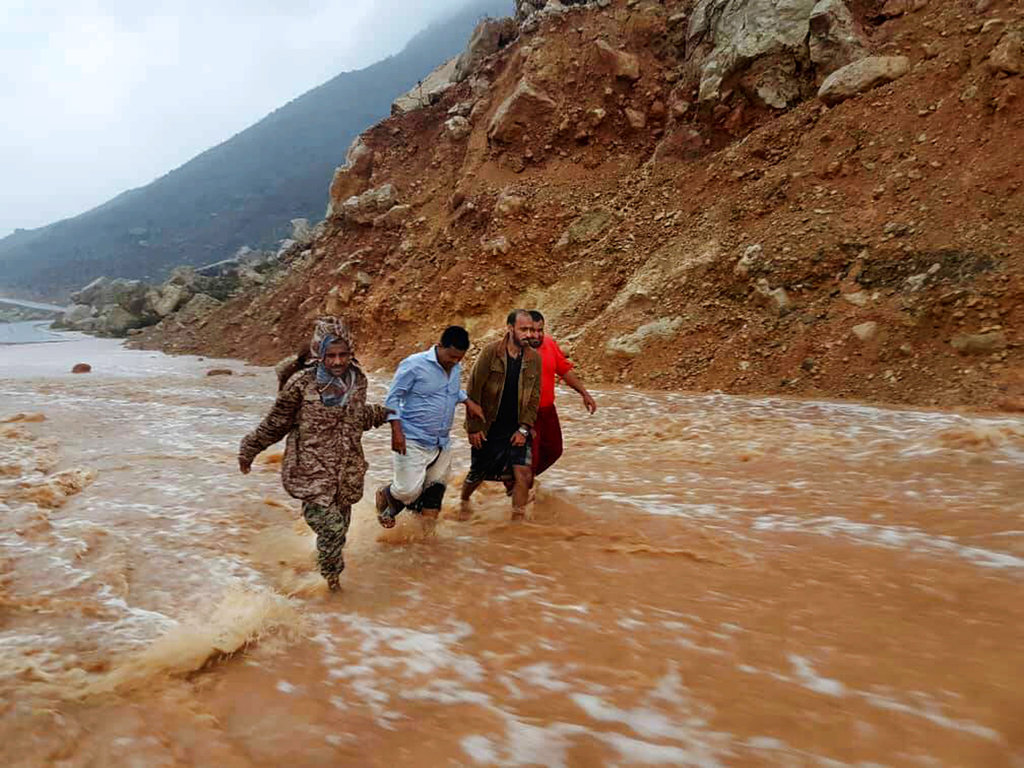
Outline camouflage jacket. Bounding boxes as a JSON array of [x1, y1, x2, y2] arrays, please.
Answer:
[[239, 366, 389, 507]]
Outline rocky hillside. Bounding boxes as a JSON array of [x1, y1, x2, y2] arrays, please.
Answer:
[[0, 0, 508, 301], [132, 0, 1024, 412]]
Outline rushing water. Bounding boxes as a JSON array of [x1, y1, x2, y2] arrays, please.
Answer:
[[1, 335, 1021, 767]]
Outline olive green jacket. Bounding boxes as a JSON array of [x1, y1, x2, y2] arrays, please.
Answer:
[[464, 336, 541, 435]]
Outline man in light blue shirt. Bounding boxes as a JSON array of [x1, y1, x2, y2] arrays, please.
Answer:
[[376, 326, 483, 527]]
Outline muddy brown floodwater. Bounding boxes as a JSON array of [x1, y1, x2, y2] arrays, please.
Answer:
[[1, 336, 1022, 767]]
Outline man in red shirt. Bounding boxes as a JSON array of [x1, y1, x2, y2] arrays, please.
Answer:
[[527, 310, 597, 476]]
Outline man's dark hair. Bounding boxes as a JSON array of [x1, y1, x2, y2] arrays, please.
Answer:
[[529, 310, 544, 323], [506, 308, 530, 326], [439, 325, 470, 351]]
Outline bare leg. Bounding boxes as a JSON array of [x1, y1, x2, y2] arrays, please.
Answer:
[[511, 465, 533, 520], [460, 477, 483, 502]]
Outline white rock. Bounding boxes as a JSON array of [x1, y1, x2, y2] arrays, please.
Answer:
[[818, 56, 910, 105]]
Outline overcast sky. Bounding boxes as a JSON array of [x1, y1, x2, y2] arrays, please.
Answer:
[[0, 0, 476, 238]]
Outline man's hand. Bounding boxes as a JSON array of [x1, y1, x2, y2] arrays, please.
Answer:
[[465, 399, 484, 422], [239, 456, 252, 475], [468, 432, 485, 449], [390, 421, 407, 455], [510, 430, 527, 447], [581, 391, 598, 415]]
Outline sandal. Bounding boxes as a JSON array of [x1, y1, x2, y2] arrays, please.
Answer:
[[375, 486, 397, 529]]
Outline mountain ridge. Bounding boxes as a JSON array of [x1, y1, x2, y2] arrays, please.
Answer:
[[0, 0, 511, 300]]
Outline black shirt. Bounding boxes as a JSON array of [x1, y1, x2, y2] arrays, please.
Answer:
[[489, 351, 522, 440]]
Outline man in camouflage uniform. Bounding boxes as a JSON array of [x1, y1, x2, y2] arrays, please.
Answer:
[[239, 317, 390, 591]]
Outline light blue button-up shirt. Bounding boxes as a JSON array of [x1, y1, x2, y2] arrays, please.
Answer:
[[385, 347, 468, 450]]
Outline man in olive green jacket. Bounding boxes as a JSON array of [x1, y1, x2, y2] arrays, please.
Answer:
[[461, 309, 541, 519]]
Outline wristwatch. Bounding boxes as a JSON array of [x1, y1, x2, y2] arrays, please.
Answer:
[[517, 426, 530, 437]]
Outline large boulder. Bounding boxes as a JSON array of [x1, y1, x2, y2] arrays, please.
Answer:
[[94, 305, 143, 337], [818, 56, 910, 105], [327, 137, 374, 218], [808, 0, 868, 77], [69, 276, 111, 306], [150, 283, 192, 317], [341, 184, 399, 226], [70, 277, 149, 316], [58, 304, 95, 328], [488, 79, 557, 144], [687, 0, 819, 107], [454, 17, 518, 82], [391, 58, 458, 114]]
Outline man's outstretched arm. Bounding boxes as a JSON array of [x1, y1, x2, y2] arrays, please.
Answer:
[[562, 370, 597, 414]]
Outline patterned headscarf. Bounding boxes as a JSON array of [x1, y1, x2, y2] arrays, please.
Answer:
[[310, 316, 357, 407]]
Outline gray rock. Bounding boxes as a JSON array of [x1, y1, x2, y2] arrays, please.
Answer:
[[290, 218, 313, 243], [70, 276, 112, 306], [852, 321, 879, 341], [818, 56, 910, 105], [809, 0, 868, 77], [445, 115, 472, 141], [951, 331, 1007, 354], [151, 283, 193, 317], [734, 243, 763, 276], [482, 235, 511, 256], [755, 279, 791, 315], [195, 258, 240, 278], [174, 294, 223, 326], [606, 317, 684, 357], [95, 305, 142, 337], [59, 304, 95, 328], [326, 136, 375, 218], [454, 17, 518, 82], [843, 290, 870, 307], [495, 189, 527, 216], [373, 204, 413, 229], [988, 29, 1023, 74], [392, 57, 458, 114], [488, 79, 557, 144], [341, 184, 399, 226], [687, 0, 818, 105]]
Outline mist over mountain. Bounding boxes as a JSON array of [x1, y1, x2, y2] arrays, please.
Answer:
[[0, 0, 510, 301]]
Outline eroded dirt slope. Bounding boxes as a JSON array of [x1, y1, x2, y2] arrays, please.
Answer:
[[133, 0, 1024, 411]]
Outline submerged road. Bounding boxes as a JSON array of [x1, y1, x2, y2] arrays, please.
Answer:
[[1, 335, 1021, 767]]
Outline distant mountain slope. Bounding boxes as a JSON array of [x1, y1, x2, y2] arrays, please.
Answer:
[[0, 0, 510, 300]]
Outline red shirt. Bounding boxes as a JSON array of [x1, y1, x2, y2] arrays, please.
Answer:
[[536, 335, 574, 408]]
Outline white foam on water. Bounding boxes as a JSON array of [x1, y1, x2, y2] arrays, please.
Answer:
[[788, 655, 846, 697], [753, 514, 1024, 570]]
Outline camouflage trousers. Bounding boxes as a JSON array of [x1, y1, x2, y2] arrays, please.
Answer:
[[302, 501, 351, 579]]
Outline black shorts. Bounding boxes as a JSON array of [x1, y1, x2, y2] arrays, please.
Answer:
[[466, 434, 532, 484]]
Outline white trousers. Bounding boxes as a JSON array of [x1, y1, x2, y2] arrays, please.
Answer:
[[390, 442, 452, 504]]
